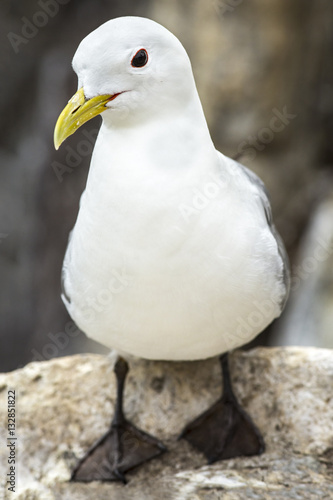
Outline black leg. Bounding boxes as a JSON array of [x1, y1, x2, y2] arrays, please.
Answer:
[[71, 357, 167, 483], [180, 353, 264, 463]]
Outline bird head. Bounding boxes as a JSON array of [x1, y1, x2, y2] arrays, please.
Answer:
[[54, 16, 195, 149]]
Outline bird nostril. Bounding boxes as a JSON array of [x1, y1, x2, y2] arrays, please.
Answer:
[[71, 105, 81, 115]]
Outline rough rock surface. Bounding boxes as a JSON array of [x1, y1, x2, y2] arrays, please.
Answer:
[[1, 347, 333, 499]]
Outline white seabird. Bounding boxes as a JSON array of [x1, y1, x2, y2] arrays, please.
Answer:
[[54, 16, 289, 483]]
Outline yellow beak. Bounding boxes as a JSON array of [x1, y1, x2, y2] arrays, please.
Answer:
[[54, 88, 115, 150]]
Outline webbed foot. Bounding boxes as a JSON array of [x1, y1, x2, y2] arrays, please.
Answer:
[[180, 353, 264, 463]]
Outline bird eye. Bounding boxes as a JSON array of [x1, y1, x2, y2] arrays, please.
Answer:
[[131, 49, 148, 68]]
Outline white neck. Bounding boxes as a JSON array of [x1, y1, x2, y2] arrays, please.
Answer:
[[89, 89, 216, 187]]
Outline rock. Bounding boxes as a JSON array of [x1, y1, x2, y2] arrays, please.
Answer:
[[1, 347, 333, 499]]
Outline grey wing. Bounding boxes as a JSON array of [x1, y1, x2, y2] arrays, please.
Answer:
[[237, 162, 290, 311], [61, 230, 72, 305]]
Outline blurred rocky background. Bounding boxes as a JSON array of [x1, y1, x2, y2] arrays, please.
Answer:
[[1, 0, 333, 372]]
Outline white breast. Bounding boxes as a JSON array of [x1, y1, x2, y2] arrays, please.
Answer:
[[62, 122, 285, 361]]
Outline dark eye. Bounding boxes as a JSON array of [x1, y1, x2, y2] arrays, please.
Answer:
[[131, 49, 148, 68]]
